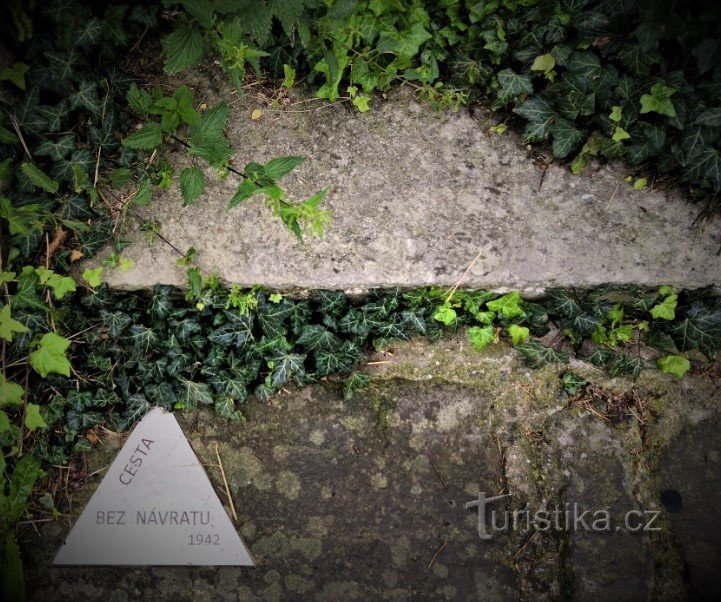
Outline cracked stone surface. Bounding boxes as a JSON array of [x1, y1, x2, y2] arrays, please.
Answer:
[[23, 335, 721, 600], [85, 67, 721, 293]]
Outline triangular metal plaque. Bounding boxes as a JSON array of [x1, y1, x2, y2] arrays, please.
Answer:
[[54, 407, 254, 566]]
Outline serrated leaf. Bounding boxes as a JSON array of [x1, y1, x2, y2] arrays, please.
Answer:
[[263, 156, 305, 181], [122, 122, 163, 150], [162, 24, 206, 74], [179, 166, 205, 205]]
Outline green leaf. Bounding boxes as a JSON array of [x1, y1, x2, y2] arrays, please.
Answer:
[[192, 102, 228, 140], [282, 64, 296, 88], [0, 375, 23, 407], [508, 324, 530, 345], [36, 268, 76, 300], [0, 305, 29, 342], [561, 370, 588, 396], [263, 156, 305, 181], [694, 108, 721, 127], [612, 126, 630, 142], [352, 94, 371, 112], [179, 166, 205, 206], [609, 106, 622, 122], [162, 24, 207, 74], [0, 62, 29, 89], [24, 403, 47, 431], [376, 21, 432, 57], [82, 267, 103, 288], [650, 294, 677, 321], [515, 340, 569, 368], [496, 68, 533, 99], [639, 83, 676, 117], [344, 372, 370, 401], [530, 54, 555, 73], [1, 532, 25, 601], [7, 453, 41, 520], [550, 118, 585, 158], [122, 123, 163, 150], [127, 83, 153, 115], [468, 325, 494, 350], [657, 355, 690, 378], [433, 302, 457, 325], [228, 179, 260, 208], [487, 292, 525, 319], [30, 332, 72, 377], [20, 162, 59, 193]]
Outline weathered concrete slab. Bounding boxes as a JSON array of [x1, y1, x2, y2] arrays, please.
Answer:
[[91, 77, 721, 292], [22, 335, 720, 599]]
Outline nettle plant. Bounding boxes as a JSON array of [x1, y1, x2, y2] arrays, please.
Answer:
[[121, 83, 330, 237]]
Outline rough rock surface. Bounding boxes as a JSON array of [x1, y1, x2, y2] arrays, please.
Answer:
[[23, 335, 721, 600], [87, 77, 721, 292]]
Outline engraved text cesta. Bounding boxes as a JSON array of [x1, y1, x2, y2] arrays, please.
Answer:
[[119, 438, 155, 485]]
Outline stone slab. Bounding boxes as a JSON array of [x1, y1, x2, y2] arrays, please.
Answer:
[[89, 80, 721, 292], [53, 407, 253, 566]]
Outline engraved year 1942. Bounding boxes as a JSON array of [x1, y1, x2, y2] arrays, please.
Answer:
[[189, 534, 220, 545]]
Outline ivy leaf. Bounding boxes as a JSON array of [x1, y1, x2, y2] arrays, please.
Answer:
[[263, 156, 305, 181], [433, 302, 457, 325], [296, 324, 340, 351], [550, 118, 586, 158], [515, 340, 569, 368], [0, 62, 29, 89], [650, 294, 677, 321], [468, 325, 494, 350], [215, 397, 242, 420], [639, 83, 676, 117], [508, 324, 530, 345], [20, 162, 59, 193], [162, 24, 206, 74], [376, 21, 431, 57], [179, 166, 205, 206], [514, 95, 555, 141], [24, 403, 48, 431], [29, 332, 72, 377], [0, 375, 24, 407], [178, 379, 214, 407], [69, 79, 101, 115], [496, 68, 533, 100], [561, 370, 588, 396], [487, 292, 525, 319], [694, 108, 721, 127], [82, 267, 103, 288], [657, 355, 690, 378], [0, 305, 30, 342], [344, 372, 370, 400], [669, 303, 721, 352], [122, 123, 163, 150]]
